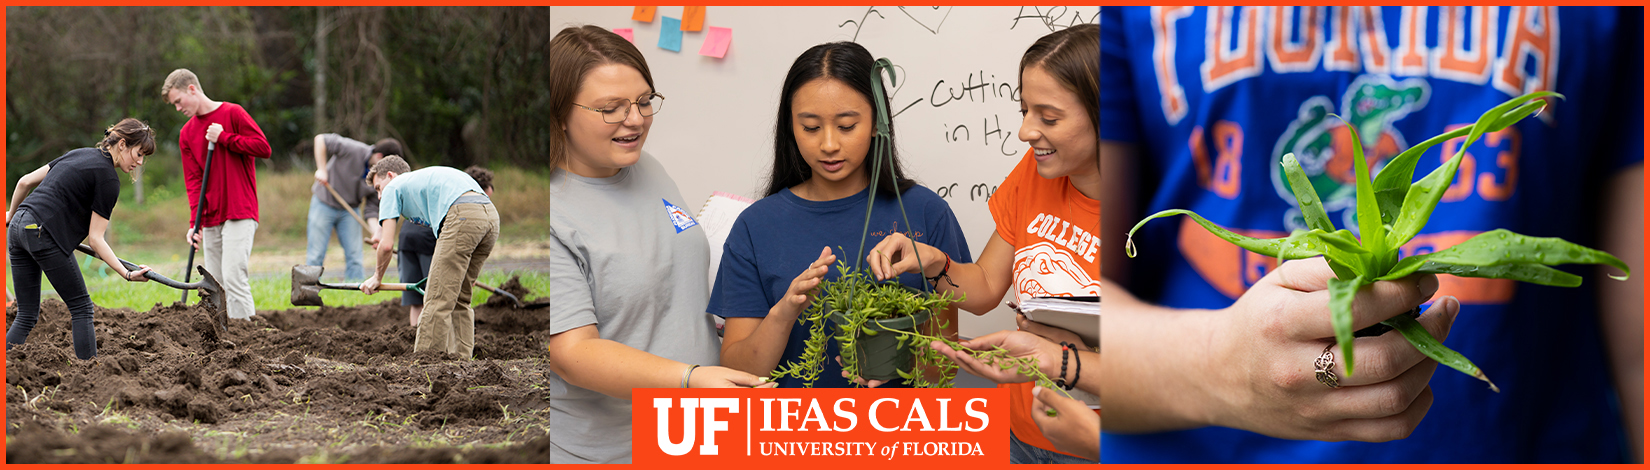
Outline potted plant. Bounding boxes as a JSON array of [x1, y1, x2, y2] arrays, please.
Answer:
[[1125, 92, 1632, 391], [769, 255, 1076, 404], [769, 256, 957, 386]]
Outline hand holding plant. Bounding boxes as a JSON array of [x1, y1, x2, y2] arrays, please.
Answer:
[[1031, 386, 1100, 462], [864, 231, 945, 281], [1126, 92, 1631, 392], [929, 330, 1063, 385], [775, 247, 836, 321]]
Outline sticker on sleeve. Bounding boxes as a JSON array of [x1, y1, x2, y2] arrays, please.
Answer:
[[663, 198, 698, 233]]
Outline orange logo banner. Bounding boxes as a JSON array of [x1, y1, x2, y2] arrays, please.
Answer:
[[632, 388, 1009, 465]]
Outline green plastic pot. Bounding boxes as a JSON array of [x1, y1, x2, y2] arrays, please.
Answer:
[[830, 307, 932, 382]]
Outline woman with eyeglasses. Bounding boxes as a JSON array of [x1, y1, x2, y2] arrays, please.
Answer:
[[548, 25, 773, 464], [6, 118, 156, 360]]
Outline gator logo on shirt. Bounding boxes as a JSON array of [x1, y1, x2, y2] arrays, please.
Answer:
[[1011, 242, 1101, 302], [1269, 75, 1429, 231], [663, 198, 698, 233]]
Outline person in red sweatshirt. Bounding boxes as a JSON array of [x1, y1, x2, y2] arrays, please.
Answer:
[[162, 68, 272, 321]]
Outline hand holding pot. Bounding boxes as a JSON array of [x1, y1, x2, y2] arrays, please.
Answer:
[[1189, 257, 1454, 442]]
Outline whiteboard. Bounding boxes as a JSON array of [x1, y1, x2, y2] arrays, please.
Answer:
[[550, 6, 1098, 338]]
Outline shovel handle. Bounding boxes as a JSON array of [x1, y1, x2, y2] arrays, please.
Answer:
[[75, 244, 193, 290], [473, 281, 523, 306], [315, 282, 426, 296]]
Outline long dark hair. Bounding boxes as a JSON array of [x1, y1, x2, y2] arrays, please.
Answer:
[[765, 41, 914, 198]]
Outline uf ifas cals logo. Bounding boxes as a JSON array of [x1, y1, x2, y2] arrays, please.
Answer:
[[1269, 75, 1429, 231]]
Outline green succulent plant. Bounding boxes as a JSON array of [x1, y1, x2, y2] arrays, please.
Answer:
[[1125, 92, 1632, 391]]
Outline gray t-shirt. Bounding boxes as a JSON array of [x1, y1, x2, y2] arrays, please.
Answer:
[[549, 152, 721, 464], [310, 133, 380, 220]]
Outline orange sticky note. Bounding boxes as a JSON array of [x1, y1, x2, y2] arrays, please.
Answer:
[[632, 6, 656, 22], [682, 6, 705, 31]]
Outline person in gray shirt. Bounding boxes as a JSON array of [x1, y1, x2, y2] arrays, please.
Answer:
[[548, 25, 772, 464], [307, 133, 400, 281]]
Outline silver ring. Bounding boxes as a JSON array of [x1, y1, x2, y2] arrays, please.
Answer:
[[1314, 344, 1340, 389]]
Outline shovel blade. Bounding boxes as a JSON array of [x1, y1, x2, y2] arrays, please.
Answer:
[[291, 265, 328, 307], [293, 285, 327, 307], [194, 266, 230, 334]]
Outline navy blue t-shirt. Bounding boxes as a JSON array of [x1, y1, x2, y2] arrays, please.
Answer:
[[708, 185, 972, 389], [1102, 6, 1641, 463]]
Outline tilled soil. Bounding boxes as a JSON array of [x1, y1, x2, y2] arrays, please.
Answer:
[[5, 277, 549, 463]]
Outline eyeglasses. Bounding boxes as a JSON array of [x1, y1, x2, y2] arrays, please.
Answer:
[[572, 93, 665, 124]]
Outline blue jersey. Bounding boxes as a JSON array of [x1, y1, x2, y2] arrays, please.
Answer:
[[708, 185, 972, 389], [1102, 6, 1641, 463]]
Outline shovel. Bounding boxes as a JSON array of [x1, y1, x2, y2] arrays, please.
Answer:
[[290, 265, 426, 307], [474, 282, 549, 309], [75, 244, 228, 335], [182, 141, 216, 304], [322, 194, 541, 309]]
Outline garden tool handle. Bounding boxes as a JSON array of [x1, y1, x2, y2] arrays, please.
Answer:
[[75, 244, 192, 290], [315, 282, 424, 295], [320, 178, 376, 236], [474, 281, 504, 296]]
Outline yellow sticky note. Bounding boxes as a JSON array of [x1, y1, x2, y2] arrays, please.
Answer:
[[682, 6, 705, 31], [632, 6, 656, 22]]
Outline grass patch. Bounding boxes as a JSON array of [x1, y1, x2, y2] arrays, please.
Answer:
[[14, 270, 549, 312]]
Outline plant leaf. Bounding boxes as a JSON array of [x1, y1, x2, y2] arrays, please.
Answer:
[[1281, 153, 1335, 233], [1371, 126, 1469, 226], [1382, 314, 1498, 392], [1387, 92, 1561, 248], [1370, 97, 1551, 229], [1394, 261, 1582, 287], [1380, 229, 1631, 281], [1126, 209, 1326, 259], [1326, 275, 1363, 375], [1334, 116, 1388, 267]]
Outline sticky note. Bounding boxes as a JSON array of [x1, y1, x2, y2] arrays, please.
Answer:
[[699, 26, 732, 59], [658, 17, 683, 52], [631, 6, 655, 22], [613, 28, 634, 43], [682, 6, 706, 31]]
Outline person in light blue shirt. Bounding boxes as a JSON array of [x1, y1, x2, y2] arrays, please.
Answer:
[[362, 156, 498, 360]]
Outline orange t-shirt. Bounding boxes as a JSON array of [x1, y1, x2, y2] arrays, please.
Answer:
[[987, 148, 1101, 457]]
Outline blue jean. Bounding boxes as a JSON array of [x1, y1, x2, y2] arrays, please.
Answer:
[[6, 209, 97, 359], [1009, 431, 1098, 464], [305, 195, 365, 281]]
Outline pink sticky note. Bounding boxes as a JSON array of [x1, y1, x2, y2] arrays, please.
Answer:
[[682, 6, 706, 31], [613, 28, 635, 43], [699, 26, 732, 59], [631, 6, 656, 22]]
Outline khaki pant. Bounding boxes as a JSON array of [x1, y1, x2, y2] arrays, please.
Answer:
[[416, 202, 499, 359], [204, 219, 258, 320]]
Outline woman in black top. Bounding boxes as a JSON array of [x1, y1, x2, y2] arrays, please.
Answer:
[[7, 118, 157, 359]]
